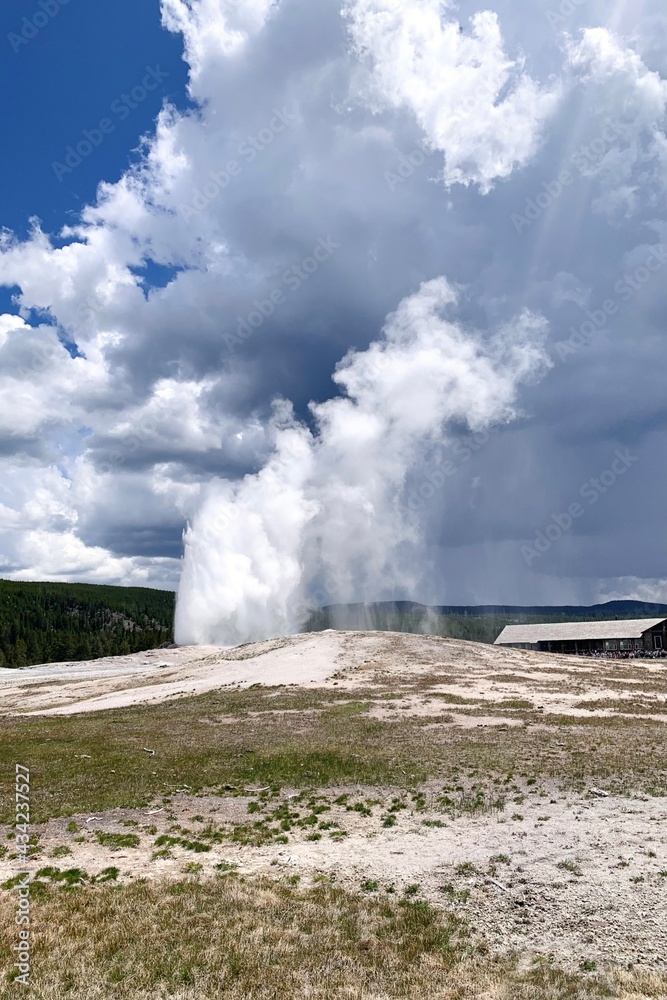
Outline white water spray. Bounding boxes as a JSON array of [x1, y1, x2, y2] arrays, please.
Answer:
[[174, 277, 551, 645]]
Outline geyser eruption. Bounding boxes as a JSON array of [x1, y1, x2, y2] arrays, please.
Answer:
[[175, 278, 551, 645]]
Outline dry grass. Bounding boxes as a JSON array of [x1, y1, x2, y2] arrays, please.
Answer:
[[573, 699, 667, 715], [1, 875, 664, 999]]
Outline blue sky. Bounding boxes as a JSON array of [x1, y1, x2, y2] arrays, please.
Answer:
[[0, 0, 188, 240], [0, 0, 665, 635]]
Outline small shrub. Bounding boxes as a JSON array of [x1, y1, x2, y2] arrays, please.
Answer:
[[96, 833, 140, 849], [92, 867, 119, 884], [557, 859, 582, 876], [455, 861, 477, 875], [50, 845, 72, 858]]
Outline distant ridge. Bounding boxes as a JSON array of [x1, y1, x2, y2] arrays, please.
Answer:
[[317, 599, 667, 619], [304, 599, 667, 645]]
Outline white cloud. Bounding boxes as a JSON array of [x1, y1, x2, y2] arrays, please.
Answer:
[[567, 27, 667, 216], [0, 454, 186, 587], [0, 314, 108, 439], [161, 0, 275, 92], [96, 376, 267, 464], [6, 528, 169, 586], [597, 577, 667, 605], [344, 0, 561, 191]]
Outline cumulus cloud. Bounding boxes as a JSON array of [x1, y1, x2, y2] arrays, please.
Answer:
[[162, 0, 275, 84], [344, 0, 562, 191], [0, 0, 664, 620], [598, 576, 667, 604], [566, 27, 667, 216]]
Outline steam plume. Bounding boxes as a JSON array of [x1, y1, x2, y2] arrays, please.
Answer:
[[174, 278, 550, 645]]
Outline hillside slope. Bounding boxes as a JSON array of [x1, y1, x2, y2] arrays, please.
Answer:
[[0, 580, 174, 668]]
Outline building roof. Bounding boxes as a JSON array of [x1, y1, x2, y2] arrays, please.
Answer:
[[494, 618, 666, 645]]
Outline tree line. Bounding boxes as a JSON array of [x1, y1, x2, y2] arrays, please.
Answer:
[[0, 580, 174, 669]]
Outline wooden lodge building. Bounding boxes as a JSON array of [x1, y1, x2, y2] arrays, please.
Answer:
[[494, 618, 667, 655]]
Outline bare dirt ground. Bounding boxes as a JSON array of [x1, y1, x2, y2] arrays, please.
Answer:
[[2, 630, 667, 980], [11, 783, 667, 974]]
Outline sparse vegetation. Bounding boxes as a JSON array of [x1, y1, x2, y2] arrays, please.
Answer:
[[49, 845, 72, 858], [490, 854, 511, 865], [95, 832, 140, 850], [155, 835, 211, 853], [454, 862, 478, 876], [2, 628, 667, 996], [557, 859, 583, 877]]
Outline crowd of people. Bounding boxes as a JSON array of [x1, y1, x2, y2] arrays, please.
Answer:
[[577, 647, 666, 660]]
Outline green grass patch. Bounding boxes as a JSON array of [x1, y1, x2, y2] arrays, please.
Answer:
[[154, 835, 211, 853], [95, 833, 140, 850]]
